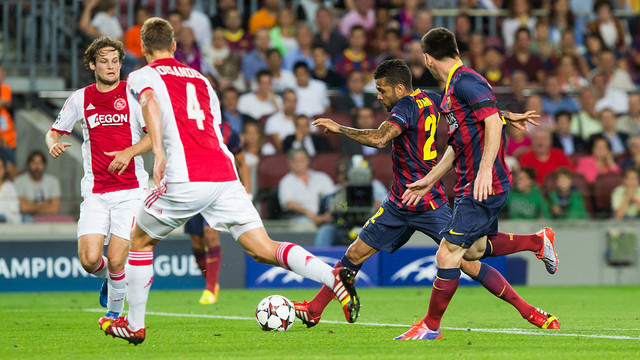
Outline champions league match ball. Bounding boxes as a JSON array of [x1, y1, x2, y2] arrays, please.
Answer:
[[255, 295, 295, 331]]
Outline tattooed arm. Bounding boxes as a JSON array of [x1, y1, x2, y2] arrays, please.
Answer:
[[312, 118, 402, 149]]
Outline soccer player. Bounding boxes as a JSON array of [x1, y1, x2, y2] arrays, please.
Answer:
[[105, 18, 359, 345], [397, 28, 559, 340], [302, 59, 559, 332], [45, 36, 150, 328], [186, 117, 252, 305]]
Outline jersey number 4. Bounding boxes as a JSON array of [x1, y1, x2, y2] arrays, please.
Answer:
[[186, 82, 205, 130], [423, 113, 438, 160]]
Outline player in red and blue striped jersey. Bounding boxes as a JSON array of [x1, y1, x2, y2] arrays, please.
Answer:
[[399, 28, 559, 340], [297, 59, 557, 332]]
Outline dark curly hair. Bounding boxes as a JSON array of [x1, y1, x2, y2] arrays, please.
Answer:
[[82, 36, 125, 69]]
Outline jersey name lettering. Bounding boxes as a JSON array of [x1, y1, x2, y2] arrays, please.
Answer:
[[154, 65, 204, 79]]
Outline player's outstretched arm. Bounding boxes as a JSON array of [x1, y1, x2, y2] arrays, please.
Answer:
[[45, 130, 72, 159], [403, 146, 455, 206], [312, 118, 401, 149], [139, 90, 165, 187], [474, 112, 503, 201], [503, 110, 540, 132], [104, 134, 152, 175]]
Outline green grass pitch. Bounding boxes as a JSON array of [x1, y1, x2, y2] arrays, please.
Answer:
[[2, 286, 640, 359]]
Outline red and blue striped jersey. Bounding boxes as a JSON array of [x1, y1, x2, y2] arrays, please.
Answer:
[[220, 119, 242, 155], [439, 61, 512, 197], [385, 89, 448, 211]]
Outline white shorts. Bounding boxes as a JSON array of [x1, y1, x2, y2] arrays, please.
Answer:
[[137, 180, 263, 240], [77, 187, 146, 243]]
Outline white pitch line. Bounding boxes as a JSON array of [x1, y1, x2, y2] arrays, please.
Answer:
[[83, 309, 640, 340]]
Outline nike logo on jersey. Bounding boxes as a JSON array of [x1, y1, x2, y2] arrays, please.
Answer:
[[449, 229, 464, 236], [86, 103, 95, 110]]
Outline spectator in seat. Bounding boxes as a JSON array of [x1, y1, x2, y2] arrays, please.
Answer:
[[333, 71, 381, 115], [122, 6, 150, 75], [292, 61, 330, 118], [541, 75, 580, 116], [621, 136, 640, 172], [504, 167, 550, 220], [482, 46, 510, 87], [264, 89, 298, 152], [502, 0, 536, 52], [78, 0, 122, 39], [587, 0, 630, 53], [571, 87, 602, 141], [238, 70, 282, 122], [175, 27, 217, 81], [524, 95, 554, 129], [210, 0, 236, 29], [576, 135, 621, 184], [407, 9, 433, 42], [283, 115, 333, 156], [339, 0, 375, 37], [242, 120, 276, 200], [591, 108, 629, 156], [506, 124, 531, 158], [334, 25, 376, 80], [241, 28, 270, 87], [0, 157, 20, 223], [617, 94, 640, 136], [312, 7, 348, 60], [556, 54, 589, 92], [501, 70, 528, 114], [0, 65, 17, 180], [15, 151, 61, 221], [221, 87, 254, 135], [176, 0, 212, 52], [592, 72, 628, 114], [269, 7, 298, 57], [278, 148, 335, 236], [464, 32, 485, 73], [505, 27, 544, 85], [612, 167, 640, 220], [222, 8, 252, 57], [405, 40, 438, 89], [552, 110, 586, 156], [376, 29, 404, 63], [248, 0, 279, 34], [590, 49, 636, 92], [520, 128, 574, 185], [259, 49, 296, 93], [311, 45, 345, 88], [204, 28, 245, 92], [549, 168, 589, 219], [340, 107, 391, 156], [283, 24, 315, 71]]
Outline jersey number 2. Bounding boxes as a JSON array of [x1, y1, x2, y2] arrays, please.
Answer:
[[423, 113, 438, 160], [186, 82, 205, 130]]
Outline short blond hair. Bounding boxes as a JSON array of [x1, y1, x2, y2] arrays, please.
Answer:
[[140, 17, 174, 55]]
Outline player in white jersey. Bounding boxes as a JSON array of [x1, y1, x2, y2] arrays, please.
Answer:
[[45, 36, 150, 329], [105, 18, 360, 345]]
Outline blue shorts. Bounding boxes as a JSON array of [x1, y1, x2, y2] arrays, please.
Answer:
[[441, 191, 508, 248], [358, 200, 452, 253], [184, 213, 209, 236]]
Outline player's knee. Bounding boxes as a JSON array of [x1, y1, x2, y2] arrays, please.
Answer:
[[106, 253, 126, 272], [78, 251, 101, 273], [246, 244, 274, 265], [344, 247, 364, 265]]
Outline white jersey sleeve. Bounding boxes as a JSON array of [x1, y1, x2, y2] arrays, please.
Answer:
[[52, 89, 84, 134]]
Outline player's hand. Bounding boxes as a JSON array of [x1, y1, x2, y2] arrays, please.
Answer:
[[104, 149, 134, 175], [49, 142, 72, 158], [153, 154, 166, 188], [473, 168, 493, 202], [403, 176, 435, 206], [506, 110, 540, 132], [312, 118, 340, 134]]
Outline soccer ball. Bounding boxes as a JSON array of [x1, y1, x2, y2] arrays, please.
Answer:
[[255, 295, 295, 331]]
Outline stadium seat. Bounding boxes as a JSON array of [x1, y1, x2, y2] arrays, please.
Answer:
[[364, 153, 393, 188], [257, 153, 289, 190], [310, 152, 344, 182], [592, 173, 624, 218], [569, 152, 587, 166], [318, 133, 340, 152]]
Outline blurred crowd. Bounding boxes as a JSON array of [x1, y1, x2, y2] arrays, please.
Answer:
[[1, 0, 640, 228]]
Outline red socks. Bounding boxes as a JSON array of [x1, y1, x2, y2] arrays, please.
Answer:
[[205, 245, 221, 293], [485, 232, 541, 258], [423, 268, 460, 331], [474, 263, 534, 319]]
